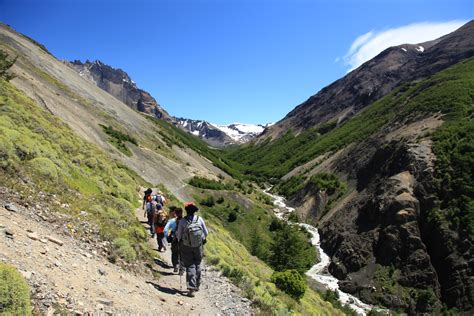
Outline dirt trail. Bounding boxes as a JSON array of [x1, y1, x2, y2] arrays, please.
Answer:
[[0, 191, 253, 315], [135, 206, 253, 316]]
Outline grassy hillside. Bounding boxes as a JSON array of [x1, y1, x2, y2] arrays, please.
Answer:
[[223, 57, 474, 189], [0, 78, 153, 264]]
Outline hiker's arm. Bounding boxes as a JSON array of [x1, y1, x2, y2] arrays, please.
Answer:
[[164, 220, 172, 237], [200, 218, 209, 238], [175, 219, 184, 241]]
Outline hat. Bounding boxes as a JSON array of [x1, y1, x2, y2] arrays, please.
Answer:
[[184, 202, 199, 212]]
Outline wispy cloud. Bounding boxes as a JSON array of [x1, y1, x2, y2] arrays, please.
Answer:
[[342, 20, 467, 72]]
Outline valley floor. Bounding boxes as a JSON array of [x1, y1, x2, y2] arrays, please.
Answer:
[[0, 188, 253, 315]]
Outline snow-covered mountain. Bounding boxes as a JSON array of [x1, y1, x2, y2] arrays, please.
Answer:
[[174, 118, 269, 147], [213, 123, 270, 143]]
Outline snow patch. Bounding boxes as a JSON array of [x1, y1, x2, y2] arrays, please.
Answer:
[[401, 48, 407, 52], [416, 45, 425, 52], [213, 123, 266, 142]]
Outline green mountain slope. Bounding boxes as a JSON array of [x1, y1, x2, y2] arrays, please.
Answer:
[[223, 56, 474, 313]]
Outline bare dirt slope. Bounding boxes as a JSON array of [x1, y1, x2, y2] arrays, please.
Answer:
[[0, 194, 252, 315]]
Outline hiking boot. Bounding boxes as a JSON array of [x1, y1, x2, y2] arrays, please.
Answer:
[[188, 289, 195, 297], [173, 266, 179, 273]]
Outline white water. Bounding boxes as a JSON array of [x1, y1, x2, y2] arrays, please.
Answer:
[[264, 189, 376, 315]]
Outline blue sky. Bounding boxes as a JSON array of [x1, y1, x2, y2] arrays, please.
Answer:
[[1, 0, 472, 124]]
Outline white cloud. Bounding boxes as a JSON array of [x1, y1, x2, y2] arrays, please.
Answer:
[[343, 20, 467, 72]]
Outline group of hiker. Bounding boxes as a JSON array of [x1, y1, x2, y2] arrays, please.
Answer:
[[142, 188, 209, 297]]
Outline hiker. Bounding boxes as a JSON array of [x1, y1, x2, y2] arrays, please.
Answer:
[[176, 202, 208, 297], [154, 191, 166, 207], [154, 207, 168, 252], [164, 207, 184, 273], [142, 188, 153, 210], [144, 195, 157, 237]]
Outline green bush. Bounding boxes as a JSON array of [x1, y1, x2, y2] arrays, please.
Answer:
[[200, 195, 215, 207], [0, 263, 32, 315], [27, 157, 58, 181], [188, 176, 234, 190], [99, 124, 137, 156], [309, 173, 343, 195], [227, 211, 238, 222], [112, 238, 137, 262], [271, 269, 307, 300]]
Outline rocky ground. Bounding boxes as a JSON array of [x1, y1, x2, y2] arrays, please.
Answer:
[[0, 186, 253, 315]]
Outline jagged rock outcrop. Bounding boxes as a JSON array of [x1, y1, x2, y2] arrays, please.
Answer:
[[262, 20, 474, 140], [68, 60, 173, 121]]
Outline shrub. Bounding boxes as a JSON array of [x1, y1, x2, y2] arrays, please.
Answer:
[[269, 218, 284, 232], [227, 211, 237, 222], [271, 269, 306, 300], [112, 238, 137, 262], [188, 176, 234, 190], [0, 263, 32, 315], [309, 173, 343, 195], [27, 157, 59, 181], [222, 265, 245, 285], [200, 195, 215, 207]]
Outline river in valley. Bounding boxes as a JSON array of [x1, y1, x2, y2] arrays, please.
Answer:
[[264, 189, 377, 315]]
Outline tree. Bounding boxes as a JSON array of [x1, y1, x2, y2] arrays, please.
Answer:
[[0, 49, 17, 81], [269, 225, 316, 274]]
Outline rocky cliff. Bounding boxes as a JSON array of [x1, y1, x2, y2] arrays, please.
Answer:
[[68, 60, 173, 121]]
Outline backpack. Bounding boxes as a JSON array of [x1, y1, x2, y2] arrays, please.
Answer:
[[181, 216, 203, 248], [154, 194, 165, 206], [147, 200, 157, 215]]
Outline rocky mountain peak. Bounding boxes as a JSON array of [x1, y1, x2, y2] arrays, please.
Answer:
[[68, 59, 172, 121]]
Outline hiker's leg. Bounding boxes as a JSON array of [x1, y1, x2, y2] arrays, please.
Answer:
[[194, 246, 203, 289], [181, 245, 198, 290], [150, 219, 155, 236], [157, 233, 165, 251], [171, 240, 179, 268]]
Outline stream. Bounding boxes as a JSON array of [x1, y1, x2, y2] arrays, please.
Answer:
[[264, 189, 376, 315]]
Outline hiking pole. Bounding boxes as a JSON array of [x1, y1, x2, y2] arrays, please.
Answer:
[[178, 244, 182, 291]]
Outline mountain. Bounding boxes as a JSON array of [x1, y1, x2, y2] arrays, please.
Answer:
[[225, 21, 474, 314], [214, 123, 269, 143], [175, 118, 268, 147], [262, 20, 474, 140], [68, 59, 173, 121], [68, 61, 265, 147]]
